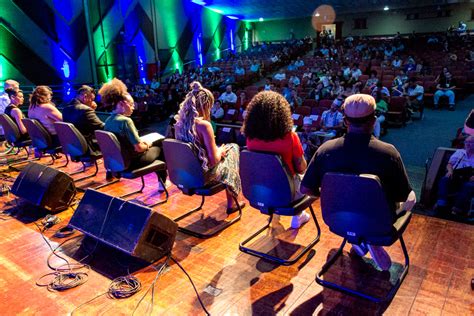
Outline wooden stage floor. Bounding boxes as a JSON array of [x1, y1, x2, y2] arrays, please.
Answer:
[[0, 157, 472, 315]]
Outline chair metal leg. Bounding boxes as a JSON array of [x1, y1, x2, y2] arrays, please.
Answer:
[[315, 237, 410, 303], [147, 175, 169, 207], [57, 154, 69, 168], [6, 147, 39, 167], [73, 160, 100, 183], [239, 204, 321, 266], [120, 176, 145, 199], [175, 194, 242, 239]]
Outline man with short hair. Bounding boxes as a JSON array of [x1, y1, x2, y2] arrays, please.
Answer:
[[301, 94, 416, 271], [0, 80, 20, 151], [218, 85, 237, 104], [403, 77, 424, 117], [62, 85, 104, 147]]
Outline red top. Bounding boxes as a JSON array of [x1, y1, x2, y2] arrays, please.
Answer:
[[246, 132, 304, 175]]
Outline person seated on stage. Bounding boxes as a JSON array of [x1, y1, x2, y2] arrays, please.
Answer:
[[434, 135, 474, 218], [301, 94, 416, 271], [242, 91, 310, 228], [99, 78, 167, 185], [28, 85, 62, 146], [319, 100, 344, 142], [0, 80, 20, 151], [4, 89, 28, 139], [218, 85, 237, 105], [174, 81, 244, 214], [63, 85, 104, 149]]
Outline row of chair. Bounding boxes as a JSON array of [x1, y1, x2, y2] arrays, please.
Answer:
[[0, 115, 411, 303]]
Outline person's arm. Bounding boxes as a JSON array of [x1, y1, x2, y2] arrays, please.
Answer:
[[11, 108, 27, 134], [123, 119, 149, 153], [292, 132, 307, 174], [47, 104, 63, 121], [196, 120, 222, 167], [84, 108, 105, 130]]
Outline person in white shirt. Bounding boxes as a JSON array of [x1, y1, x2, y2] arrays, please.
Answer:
[[350, 64, 362, 81], [211, 100, 225, 120], [403, 78, 424, 116], [0, 79, 20, 151], [295, 57, 305, 68], [435, 136, 474, 216], [218, 85, 237, 104], [273, 70, 286, 81], [392, 56, 402, 68], [289, 75, 300, 86], [320, 100, 343, 142]]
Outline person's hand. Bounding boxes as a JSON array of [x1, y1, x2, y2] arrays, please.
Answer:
[[401, 190, 417, 211], [90, 101, 98, 110], [220, 144, 229, 158], [446, 170, 453, 178]]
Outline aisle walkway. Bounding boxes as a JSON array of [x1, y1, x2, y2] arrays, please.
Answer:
[[383, 94, 473, 196]]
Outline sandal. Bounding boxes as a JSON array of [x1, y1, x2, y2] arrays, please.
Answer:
[[226, 201, 246, 214]]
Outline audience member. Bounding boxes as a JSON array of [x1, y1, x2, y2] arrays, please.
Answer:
[[301, 94, 416, 271], [211, 100, 224, 121], [219, 85, 237, 104], [434, 67, 456, 110], [243, 91, 310, 228]]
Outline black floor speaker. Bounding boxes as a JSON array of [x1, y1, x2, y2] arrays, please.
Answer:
[[69, 189, 177, 263], [11, 162, 76, 213]]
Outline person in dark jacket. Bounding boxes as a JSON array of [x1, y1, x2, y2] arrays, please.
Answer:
[[63, 85, 104, 148]]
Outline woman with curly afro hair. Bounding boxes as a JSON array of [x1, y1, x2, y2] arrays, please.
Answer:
[[99, 78, 167, 185], [242, 91, 309, 228]]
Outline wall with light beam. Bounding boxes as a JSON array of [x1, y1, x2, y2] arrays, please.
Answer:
[[0, 0, 250, 89]]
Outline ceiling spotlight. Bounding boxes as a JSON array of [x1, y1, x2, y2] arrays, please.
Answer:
[[227, 15, 239, 20], [383, 5, 389, 11], [210, 8, 223, 13], [259, 17, 264, 22], [191, 0, 206, 5], [315, 12, 320, 17]]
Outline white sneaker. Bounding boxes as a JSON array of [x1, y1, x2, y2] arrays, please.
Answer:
[[290, 211, 310, 229], [368, 245, 392, 271]]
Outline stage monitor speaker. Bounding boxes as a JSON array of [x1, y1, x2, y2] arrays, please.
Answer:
[[69, 189, 177, 263], [11, 162, 76, 213]]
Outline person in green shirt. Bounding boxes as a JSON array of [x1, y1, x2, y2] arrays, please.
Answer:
[[373, 90, 388, 139], [99, 78, 167, 183]]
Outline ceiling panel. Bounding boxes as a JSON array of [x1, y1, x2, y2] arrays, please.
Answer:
[[202, 0, 457, 21]]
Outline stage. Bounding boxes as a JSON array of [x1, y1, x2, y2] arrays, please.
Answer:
[[0, 157, 472, 315]]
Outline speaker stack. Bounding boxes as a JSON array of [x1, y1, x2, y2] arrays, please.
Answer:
[[11, 162, 76, 213], [69, 189, 177, 263]]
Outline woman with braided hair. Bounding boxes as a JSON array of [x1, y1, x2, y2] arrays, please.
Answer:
[[174, 81, 244, 213]]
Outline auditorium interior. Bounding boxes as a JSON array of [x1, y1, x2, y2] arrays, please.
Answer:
[[0, 0, 473, 315]]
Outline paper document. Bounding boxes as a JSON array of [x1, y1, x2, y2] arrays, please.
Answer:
[[140, 132, 165, 144]]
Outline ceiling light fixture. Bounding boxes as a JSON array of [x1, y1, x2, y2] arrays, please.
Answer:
[[191, 0, 206, 5], [259, 17, 264, 22], [227, 15, 239, 20], [210, 8, 223, 13], [315, 12, 320, 17], [383, 5, 389, 11]]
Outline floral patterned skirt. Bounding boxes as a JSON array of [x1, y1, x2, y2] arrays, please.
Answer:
[[206, 143, 241, 197]]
